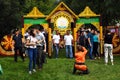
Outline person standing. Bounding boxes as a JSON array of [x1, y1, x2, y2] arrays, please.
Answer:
[[104, 30, 114, 65], [26, 29, 38, 74], [97, 31, 100, 54], [52, 30, 60, 58], [43, 29, 48, 54], [36, 25, 46, 70], [12, 28, 24, 62], [93, 30, 100, 59], [64, 30, 73, 58], [24, 30, 30, 56], [77, 31, 86, 47], [87, 29, 94, 59]]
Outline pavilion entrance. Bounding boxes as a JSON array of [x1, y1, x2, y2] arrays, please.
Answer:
[[46, 2, 78, 57]]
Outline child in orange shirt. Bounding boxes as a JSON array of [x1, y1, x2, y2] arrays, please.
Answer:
[[73, 45, 89, 75]]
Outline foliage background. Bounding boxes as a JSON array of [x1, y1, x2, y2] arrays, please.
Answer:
[[0, 0, 120, 39]]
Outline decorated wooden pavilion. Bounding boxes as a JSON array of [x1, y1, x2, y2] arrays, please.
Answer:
[[0, 2, 105, 56]]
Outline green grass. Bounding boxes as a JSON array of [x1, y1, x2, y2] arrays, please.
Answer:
[[0, 55, 120, 80]]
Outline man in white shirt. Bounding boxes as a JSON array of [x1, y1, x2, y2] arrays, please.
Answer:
[[52, 30, 60, 58], [64, 30, 73, 58]]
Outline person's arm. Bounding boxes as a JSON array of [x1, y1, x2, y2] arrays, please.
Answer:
[[26, 39, 31, 46], [59, 36, 61, 47], [63, 35, 66, 47], [12, 35, 16, 48], [77, 36, 80, 44], [11, 37, 15, 53], [37, 39, 44, 44], [52, 35, 56, 46], [82, 47, 88, 55], [71, 35, 74, 45], [88, 38, 91, 46], [26, 37, 35, 46], [20, 34, 24, 43], [43, 36, 46, 52], [43, 42, 46, 52], [87, 34, 92, 47]]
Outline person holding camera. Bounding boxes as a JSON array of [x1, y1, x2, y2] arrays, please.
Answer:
[[73, 45, 89, 75]]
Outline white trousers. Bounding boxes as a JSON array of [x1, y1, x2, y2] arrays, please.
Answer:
[[104, 43, 113, 63]]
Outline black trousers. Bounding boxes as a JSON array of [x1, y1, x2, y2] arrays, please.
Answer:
[[37, 46, 45, 69], [93, 42, 100, 57], [73, 63, 89, 75], [14, 47, 24, 62]]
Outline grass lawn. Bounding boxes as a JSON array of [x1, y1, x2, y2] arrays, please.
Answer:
[[0, 55, 120, 80]]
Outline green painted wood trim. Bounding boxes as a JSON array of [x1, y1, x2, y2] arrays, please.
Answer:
[[76, 17, 99, 24], [24, 18, 48, 24]]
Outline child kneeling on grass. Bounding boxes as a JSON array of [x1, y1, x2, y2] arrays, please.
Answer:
[[73, 45, 89, 75]]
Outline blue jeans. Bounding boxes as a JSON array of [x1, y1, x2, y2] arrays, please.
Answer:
[[54, 44, 59, 58], [88, 43, 93, 59], [65, 45, 73, 58], [28, 48, 37, 71]]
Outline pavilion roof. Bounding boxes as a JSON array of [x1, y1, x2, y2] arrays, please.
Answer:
[[24, 7, 46, 18], [78, 6, 100, 17]]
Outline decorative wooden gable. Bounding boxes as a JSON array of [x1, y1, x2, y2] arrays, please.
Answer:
[[78, 6, 100, 17], [24, 7, 45, 18], [46, 2, 78, 20]]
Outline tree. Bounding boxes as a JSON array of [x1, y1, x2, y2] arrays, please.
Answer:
[[0, 0, 22, 39], [62, 0, 120, 26], [0, 0, 120, 39]]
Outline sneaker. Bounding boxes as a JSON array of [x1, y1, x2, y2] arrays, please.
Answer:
[[38, 67, 42, 71], [112, 62, 114, 65], [94, 57, 97, 60], [105, 63, 107, 65], [33, 69, 36, 72], [29, 71, 32, 74], [22, 59, 25, 62], [98, 57, 100, 59]]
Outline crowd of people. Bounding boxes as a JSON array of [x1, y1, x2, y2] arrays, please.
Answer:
[[52, 28, 101, 60], [76, 28, 114, 66], [77, 29, 101, 60], [77, 28, 114, 62], [52, 28, 114, 75], [12, 24, 114, 75]]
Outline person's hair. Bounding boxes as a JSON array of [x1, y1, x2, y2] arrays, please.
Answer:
[[66, 30, 70, 34], [80, 30, 83, 34], [56, 30, 59, 34], [29, 29, 35, 37], [33, 24, 44, 31], [86, 30, 89, 33], [106, 30, 110, 33], [97, 31, 100, 33], [77, 45, 83, 52], [14, 28, 19, 33], [93, 30, 97, 35]]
